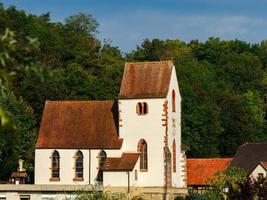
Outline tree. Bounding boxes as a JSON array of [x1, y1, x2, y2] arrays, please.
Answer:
[[64, 13, 99, 36]]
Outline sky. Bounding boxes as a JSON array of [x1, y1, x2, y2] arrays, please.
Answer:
[[2, 0, 267, 52]]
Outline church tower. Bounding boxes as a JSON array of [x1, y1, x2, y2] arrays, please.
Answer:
[[118, 61, 186, 188]]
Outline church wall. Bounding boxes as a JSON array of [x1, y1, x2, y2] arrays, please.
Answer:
[[35, 149, 90, 185], [90, 149, 122, 185], [166, 66, 186, 188], [35, 149, 130, 185], [118, 98, 166, 187]]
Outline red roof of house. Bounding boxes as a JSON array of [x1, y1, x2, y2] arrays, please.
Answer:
[[36, 101, 123, 149], [260, 162, 267, 170], [11, 172, 27, 178], [102, 153, 140, 171], [119, 61, 173, 99], [187, 158, 232, 186]]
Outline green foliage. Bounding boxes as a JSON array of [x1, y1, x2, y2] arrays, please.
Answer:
[[64, 13, 99, 36], [227, 176, 267, 200], [194, 167, 267, 200], [66, 186, 144, 200], [0, 93, 36, 180]]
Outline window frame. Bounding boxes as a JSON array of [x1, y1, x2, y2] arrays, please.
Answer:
[[138, 139, 148, 172], [50, 150, 60, 181], [172, 89, 176, 112], [73, 150, 84, 181], [136, 102, 148, 115]]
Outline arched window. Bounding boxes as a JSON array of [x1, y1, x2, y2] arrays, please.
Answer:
[[143, 102, 148, 114], [173, 140, 176, 172], [74, 150, 83, 179], [172, 89, 176, 112], [96, 150, 107, 183], [136, 102, 142, 115], [51, 150, 60, 179], [137, 139, 148, 171], [136, 102, 148, 115]]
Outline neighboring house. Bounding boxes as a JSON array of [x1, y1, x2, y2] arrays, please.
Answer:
[[31, 61, 188, 199], [187, 158, 232, 194], [250, 162, 267, 179], [10, 160, 28, 185], [231, 143, 267, 179]]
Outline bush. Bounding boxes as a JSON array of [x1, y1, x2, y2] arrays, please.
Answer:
[[67, 185, 145, 200]]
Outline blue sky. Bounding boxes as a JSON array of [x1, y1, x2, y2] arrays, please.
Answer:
[[2, 0, 267, 52]]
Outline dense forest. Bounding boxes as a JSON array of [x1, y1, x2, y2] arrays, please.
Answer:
[[0, 4, 266, 181]]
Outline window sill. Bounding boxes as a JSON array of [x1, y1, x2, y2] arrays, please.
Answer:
[[73, 178, 84, 181], [49, 178, 60, 182], [140, 169, 148, 172]]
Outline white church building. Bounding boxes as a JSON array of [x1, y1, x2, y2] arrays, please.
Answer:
[[0, 61, 188, 200]]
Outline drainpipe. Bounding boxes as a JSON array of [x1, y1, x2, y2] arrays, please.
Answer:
[[127, 171, 130, 193], [89, 149, 91, 185]]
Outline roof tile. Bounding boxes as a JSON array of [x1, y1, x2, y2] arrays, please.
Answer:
[[187, 158, 232, 186], [36, 101, 123, 149], [103, 153, 140, 171], [119, 61, 173, 99]]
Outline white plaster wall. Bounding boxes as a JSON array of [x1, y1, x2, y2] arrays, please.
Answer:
[[35, 149, 90, 185], [103, 160, 139, 187], [250, 164, 267, 179], [103, 172, 130, 187], [0, 192, 76, 200], [166, 66, 184, 188], [118, 98, 165, 187], [35, 149, 127, 185]]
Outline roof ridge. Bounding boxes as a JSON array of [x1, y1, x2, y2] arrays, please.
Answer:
[[125, 60, 173, 65], [45, 100, 115, 104]]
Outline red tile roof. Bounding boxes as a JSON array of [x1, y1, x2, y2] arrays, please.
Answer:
[[260, 162, 267, 170], [102, 153, 140, 171], [11, 172, 27, 178], [187, 158, 232, 186], [36, 101, 123, 149], [119, 61, 173, 99]]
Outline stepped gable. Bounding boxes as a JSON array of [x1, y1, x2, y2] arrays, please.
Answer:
[[36, 101, 123, 149], [119, 61, 173, 99]]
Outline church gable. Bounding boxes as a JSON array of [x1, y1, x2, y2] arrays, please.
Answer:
[[36, 101, 123, 149], [119, 61, 173, 99]]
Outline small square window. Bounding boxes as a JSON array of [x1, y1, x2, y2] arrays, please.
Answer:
[[258, 173, 264, 179], [20, 195, 30, 200]]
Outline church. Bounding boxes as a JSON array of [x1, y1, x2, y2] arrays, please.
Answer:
[[34, 60, 188, 197]]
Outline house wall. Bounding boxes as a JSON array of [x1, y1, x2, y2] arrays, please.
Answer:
[[118, 97, 165, 187], [250, 164, 267, 178], [35, 149, 122, 185]]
